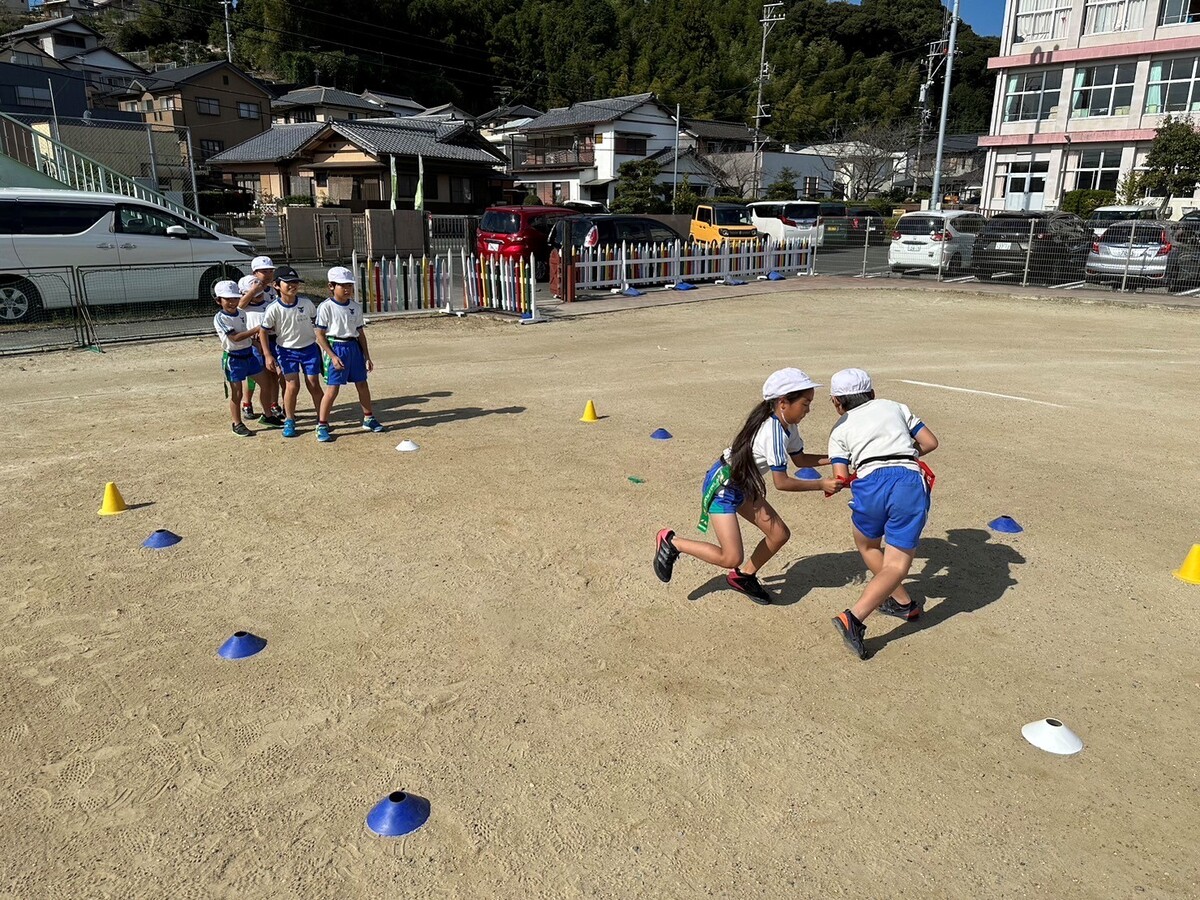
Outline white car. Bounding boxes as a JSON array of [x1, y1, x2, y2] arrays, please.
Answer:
[[888, 210, 986, 275], [0, 188, 257, 324], [1086, 204, 1162, 238], [747, 200, 823, 245]]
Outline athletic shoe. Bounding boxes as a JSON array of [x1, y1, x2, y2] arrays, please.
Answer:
[[727, 568, 771, 605], [361, 416, 385, 433], [271, 405, 285, 419], [282, 419, 297, 438], [879, 596, 923, 621], [242, 403, 255, 418], [231, 422, 253, 438], [654, 529, 680, 583], [316, 423, 332, 443], [832, 610, 868, 659], [257, 414, 284, 428]]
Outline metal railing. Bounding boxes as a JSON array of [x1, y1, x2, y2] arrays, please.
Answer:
[[510, 145, 596, 170]]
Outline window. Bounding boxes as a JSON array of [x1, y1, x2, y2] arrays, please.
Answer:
[[198, 139, 224, 160], [56, 35, 87, 49], [802, 176, 819, 197], [160, 97, 177, 110], [1083, 0, 1146, 34], [143, 99, 153, 112], [1072, 148, 1123, 191], [237, 101, 260, 119], [1162, 0, 1200, 26], [614, 135, 647, 156], [1014, 0, 1072, 42], [1071, 63, 1136, 117], [1003, 70, 1063, 122], [14, 52, 42, 67], [696, 207, 712, 224], [117, 203, 210, 239], [289, 109, 316, 123], [233, 175, 260, 196], [450, 177, 472, 204], [1145, 56, 1200, 113], [16, 201, 109, 235], [15, 86, 51, 106], [195, 97, 220, 116]]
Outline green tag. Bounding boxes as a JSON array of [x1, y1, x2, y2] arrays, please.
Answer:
[[628, 476, 645, 484], [697, 464, 731, 533]]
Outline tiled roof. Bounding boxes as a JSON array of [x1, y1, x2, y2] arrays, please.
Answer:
[[2, 15, 101, 41], [646, 145, 723, 180], [207, 123, 324, 164], [520, 93, 657, 131], [684, 118, 754, 142], [126, 61, 232, 93], [272, 86, 384, 112]]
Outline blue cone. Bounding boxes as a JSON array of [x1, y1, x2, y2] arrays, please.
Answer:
[[796, 467, 821, 480], [366, 791, 431, 837], [650, 428, 673, 440], [217, 631, 267, 660], [143, 529, 182, 549], [989, 516, 1024, 534], [767, 271, 786, 281], [621, 286, 643, 297], [673, 281, 696, 291]]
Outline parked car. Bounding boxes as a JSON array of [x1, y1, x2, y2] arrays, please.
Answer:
[[1084, 220, 1200, 291], [0, 188, 256, 325], [1086, 204, 1162, 237], [747, 200, 821, 244], [888, 210, 987, 275], [814, 200, 849, 248], [971, 211, 1091, 283], [845, 206, 889, 246], [548, 214, 684, 250], [689, 202, 757, 243], [560, 199, 610, 214], [476, 205, 574, 281]]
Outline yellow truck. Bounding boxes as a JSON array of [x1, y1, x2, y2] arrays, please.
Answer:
[[689, 202, 759, 243]]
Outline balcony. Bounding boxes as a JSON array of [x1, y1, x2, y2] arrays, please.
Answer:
[[511, 144, 595, 172]]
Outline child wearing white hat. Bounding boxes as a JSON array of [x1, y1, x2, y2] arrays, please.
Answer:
[[826, 367, 939, 660], [237, 255, 283, 427], [313, 266, 385, 443], [654, 368, 843, 604], [212, 279, 262, 437]]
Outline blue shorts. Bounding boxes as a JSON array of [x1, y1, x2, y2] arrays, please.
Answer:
[[250, 336, 275, 373], [277, 343, 322, 376], [224, 349, 262, 384], [324, 339, 368, 385], [702, 459, 745, 516], [847, 466, 930, 551]]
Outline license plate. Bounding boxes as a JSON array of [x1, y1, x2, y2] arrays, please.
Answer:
[[487, 241, 501, 251], [827, 225, 841, 232], [996, 241, 1012, 250]]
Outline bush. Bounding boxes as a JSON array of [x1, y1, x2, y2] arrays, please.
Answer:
[[1060, 189, 1115, 217], [280, 194, 314, 207]]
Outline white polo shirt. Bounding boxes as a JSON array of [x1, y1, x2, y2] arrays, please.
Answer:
[[213, 309, 253, 352], [315, 297, 364, 341], [723, 415, 805, 477], [242, 285, 278, 331], [261, 296, 317, 349], [828, 399, 925, 477]]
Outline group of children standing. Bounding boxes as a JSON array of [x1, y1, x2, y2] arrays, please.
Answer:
[[654, 367, 939, 661], [213, 256, 385, 443]]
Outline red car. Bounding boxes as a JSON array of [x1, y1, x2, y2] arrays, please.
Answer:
[[475, 205, 573, 281]]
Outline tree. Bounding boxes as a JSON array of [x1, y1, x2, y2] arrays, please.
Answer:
[[611, 160, 669, 214], [1140, 115, 1200, 202], [1116, 171, 1144, 205], [765, 167, 800, 200], [816, 123, 911, 199], [671, 174, 701, 215]]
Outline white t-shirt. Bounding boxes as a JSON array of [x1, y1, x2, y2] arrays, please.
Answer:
[[723, 415, 805, 477], [261, 296, 317, 349], [242, 285, 278, 331], [315, 297, 365, 341], [213, 309, 253, 352], [828, 399, 925, 477]]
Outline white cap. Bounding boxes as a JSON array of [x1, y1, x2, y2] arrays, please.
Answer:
[[830, 368, 873, 396], [327, 266, 355, 284], [250, 255, 275, 271], [762, 367, 821, 401], [237, 274, 258, 292], [214, 279, 241, 299]]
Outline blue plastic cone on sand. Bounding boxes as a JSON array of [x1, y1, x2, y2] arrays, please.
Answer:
[[650, 428, 673, 440], [217, 631, 267, 660], [621, 286, 643, 297], [767, 271, 786, 281], [796, 467, 821, 480], [989, 516, 1024, 534], [366, 791, 431, 837], [726, 278, 746, 286], [142, 529, 182, 549], [673, 281, 696, 291]]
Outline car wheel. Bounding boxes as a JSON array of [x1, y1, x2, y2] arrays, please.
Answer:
[[199, 265, 243, 302], [0, 277, 42, 324], [534, 258, 550, 282], [948, 253, 963, 276]]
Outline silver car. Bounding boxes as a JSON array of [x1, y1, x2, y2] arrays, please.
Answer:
[[1084, 220, 1200, 291], [888, 210, 986, 275]]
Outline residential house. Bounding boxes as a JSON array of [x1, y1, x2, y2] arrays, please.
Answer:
[[2, 16, 104, 61], [412, 101, 473, 121], [682, 118, 756, 156], [207, 117, 510, 213], [981, 0, 1200, 214], [115, 60, 272, 162], [35, 0, 92, 17], [271, 86, 392, 124], [360, 90, 426, 117], [0, 15, 145, 97], [894, 134, 986, 204], [0, 59, 88, 117], [785, 141, 899, 198]]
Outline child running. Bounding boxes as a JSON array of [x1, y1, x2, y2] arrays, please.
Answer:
[[654, 368, 842, 604], [313, 266, 385, 444], [259, 265, 323, 438], [826, 368, 939, 659], [212, 279, 262, 437]]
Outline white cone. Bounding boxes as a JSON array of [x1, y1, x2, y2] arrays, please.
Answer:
[[395, 440, 420, 452], [1022, 718, 1083, 756]]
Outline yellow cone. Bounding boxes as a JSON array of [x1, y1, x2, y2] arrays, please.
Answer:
[[97, 482, 128, 517], [1174, 544, 1200, 584], [580, 400, 599, 423]]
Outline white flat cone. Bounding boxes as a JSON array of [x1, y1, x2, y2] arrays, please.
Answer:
[[1022, 718, 1083, 755], [395, 440, 420, 452]]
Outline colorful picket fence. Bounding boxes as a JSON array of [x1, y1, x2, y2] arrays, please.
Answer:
[[459, 251, 537, 317], [349, 250, 538, 319]]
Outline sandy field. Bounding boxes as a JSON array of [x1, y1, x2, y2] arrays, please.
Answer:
[[1, 284, 1198, 899]]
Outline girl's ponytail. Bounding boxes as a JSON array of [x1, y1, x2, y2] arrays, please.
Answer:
[[728, 400, 774, 503]]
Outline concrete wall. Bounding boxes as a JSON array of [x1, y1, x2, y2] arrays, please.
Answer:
[[365, 208, 424, 257]]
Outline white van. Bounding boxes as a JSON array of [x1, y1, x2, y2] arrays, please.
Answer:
[[0, 188, 256, 324], [1086, 204, 1162, 237], [888, 210, 986, 275], [747, 200, 822, 245]]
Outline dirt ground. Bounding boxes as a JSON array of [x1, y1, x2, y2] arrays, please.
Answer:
[[1, 284, 1198, 899]]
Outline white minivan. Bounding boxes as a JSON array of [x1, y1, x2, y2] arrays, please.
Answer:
[[747, 200, 823, 245], [0, 188, 257, 323], [888, 210, 986, 275]]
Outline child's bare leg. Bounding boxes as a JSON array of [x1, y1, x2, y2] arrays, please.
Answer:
[[319, 384, 339, 421], [282, 375, 299, 420], [671, 513, 744, 570], [850, 543, 917, 621], [738, 499, 790, 576], [853, 528, 913, 606], [304, 374, 323, 411], [259, 369, 278, 411], [353, 381, 374, 417], [229, 382, 244, 424]]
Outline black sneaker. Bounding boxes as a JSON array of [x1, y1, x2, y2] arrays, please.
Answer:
[[231, 422, 253, 438], [727, 568, 771, 605], [654, 529, 680, 583], [879, 596, 923, 621], [257, 414, 285, 428], [832, 610, 867, 659]]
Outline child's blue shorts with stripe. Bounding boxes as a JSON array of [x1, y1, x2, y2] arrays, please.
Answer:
[[250, 335, 276, 372], [702, 459, 745, 516], [324, 339, 368, 385], [277, 343, 322, 376], [847, 466, 930, 551], [224, 349, 263, 384]]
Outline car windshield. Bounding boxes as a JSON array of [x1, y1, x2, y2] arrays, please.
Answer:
[[715, 207, 752, 226], [897, 216, 942, 235], [479, 211, 521, 234], [782, 203, 819, 222]]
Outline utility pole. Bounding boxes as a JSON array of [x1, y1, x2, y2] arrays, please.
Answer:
[[930, 0, 961, 212], [672, 102, 680, 213], [912, 25, 948, 205], [752, 1, 785, 200], [221, 0, 234, 64]]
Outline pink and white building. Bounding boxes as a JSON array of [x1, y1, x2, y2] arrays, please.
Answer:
[[981, 0, 1200, 213]]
